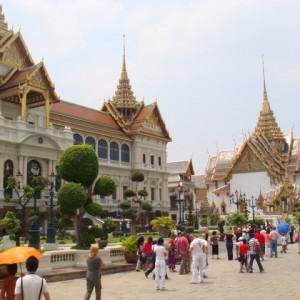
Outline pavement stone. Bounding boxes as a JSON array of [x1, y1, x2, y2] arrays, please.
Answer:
[[48, 242, 300, 300]]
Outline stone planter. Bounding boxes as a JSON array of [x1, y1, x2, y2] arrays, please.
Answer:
[[98, 239, 108, 249], [124, 252, 138, 264]]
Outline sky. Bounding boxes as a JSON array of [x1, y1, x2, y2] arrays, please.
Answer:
[[2, 0, 300, 174]]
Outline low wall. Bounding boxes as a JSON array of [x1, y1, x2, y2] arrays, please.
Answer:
[[38, 244, 125, 275]]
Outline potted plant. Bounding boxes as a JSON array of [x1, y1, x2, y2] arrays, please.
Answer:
[[150, 216, 176, 238], [121, 236, 138, 263]]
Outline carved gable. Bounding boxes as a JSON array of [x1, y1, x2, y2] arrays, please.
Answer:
[[143, 112, 162, 133], [232, 145, 265, 173], [3, 42, 25, 69]]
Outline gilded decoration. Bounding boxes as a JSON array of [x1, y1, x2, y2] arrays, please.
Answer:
[[3, 43, 25, 68], [233, 146, 265, 173]]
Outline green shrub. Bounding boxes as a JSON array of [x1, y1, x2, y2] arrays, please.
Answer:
[[90, 227, 102, 238], [112, 230, 124, 237], [80, 233, 96, 247]]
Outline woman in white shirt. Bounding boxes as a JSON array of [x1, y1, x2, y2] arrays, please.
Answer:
[[153, 237, 168, 291]]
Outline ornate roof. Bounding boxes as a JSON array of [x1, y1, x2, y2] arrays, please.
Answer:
[[50, 101, 131, 140], [254, 80, 285, 142], [102, 48, 171, 142]]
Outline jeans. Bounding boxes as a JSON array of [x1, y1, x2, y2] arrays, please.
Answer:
[[83, 275, 102, 300], [248, 254, 264, 272], [270, 239, 278, 257]]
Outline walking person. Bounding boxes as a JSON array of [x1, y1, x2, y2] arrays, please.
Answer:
[[269, 226, 279, 258], [200, 233, 209, 278], [15, 256, 50, 300], [189, 235, 205, 284], [248, 234, 264, 273], [261, 230, 270, 256], [280, 233, 287, 253], [210, 230, 219, 259], [0, 264, 18, 300], [289, 224, 295, 244], [153, 237, 168, 291], [83, 244, 105, 300], [224, 230, 235, 260], [295, 227, 300, 253], [168, 234, 177, 272], [136, 236, 145, 271], [238, 238, 249, 273], [177, 232, 190, 274]]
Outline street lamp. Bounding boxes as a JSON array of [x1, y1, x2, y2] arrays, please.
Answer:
[[177, 182, 185, 224], [29, 165, 40, 249], [46, 171, 56, 243], [246, 196, 257, 221], [229, 190, 244, 212]]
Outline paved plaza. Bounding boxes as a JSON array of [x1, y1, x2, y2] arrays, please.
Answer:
[[49, 242, 300, 300]]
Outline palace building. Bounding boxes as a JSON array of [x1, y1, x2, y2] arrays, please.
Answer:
[[0, 6, 171, 225], [203, 80, 300, 221]]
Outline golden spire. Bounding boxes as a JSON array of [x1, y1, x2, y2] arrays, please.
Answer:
[[112, 34, 137, 113], [0, 5, 9, 39], [254, 58, 285, 142]]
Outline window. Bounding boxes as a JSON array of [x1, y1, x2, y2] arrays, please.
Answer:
[[3, 160, 13, 198], [158, 156, 162, 166], [73, 134, 83, 145], [150, 155, 154, 165], [151, 188, 155, 201], [121, 144, 130, 163], [159, 188, 162, 201], [112, 187, 117, 200], [110, 142, 119, 161], [143, 154, 146, 164], [27, 160, 41, 198], [123, 186, 128, 199], [98, 139, 108, 159], [85, 136, 96, 149]]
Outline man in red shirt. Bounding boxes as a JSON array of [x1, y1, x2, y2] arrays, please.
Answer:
[[177, 232, 190, 275]]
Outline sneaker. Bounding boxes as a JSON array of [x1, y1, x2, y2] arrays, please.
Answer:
[[248, 270, 253, 273], [191, 281, 198, 284], [203, 274, 208, 278], [260, 269, 265, 273], [161, 287, 167, 291], [156, 288, 160, 291]]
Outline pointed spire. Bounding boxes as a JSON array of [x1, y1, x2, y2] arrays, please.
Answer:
[[0, 5, 9, 39], [254, 57, 285, 143], [112, 34, 137, 114]]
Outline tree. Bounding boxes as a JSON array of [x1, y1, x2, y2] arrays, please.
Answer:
[[57, 145, 115, 246], [119, 201, 131, 219], [226, 212, 248, 227], [124, 171, 148, 223], [5, 175, 49, 236]]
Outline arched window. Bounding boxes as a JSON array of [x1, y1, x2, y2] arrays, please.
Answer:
[[73, 133, 83, 145], [85, 136, 96, 149], [121, 144, 130, 163], [98, 139, 108, 159], [3, 160, 13, 198], [27, 160, 41, 186], [110, 142, 119, 161]]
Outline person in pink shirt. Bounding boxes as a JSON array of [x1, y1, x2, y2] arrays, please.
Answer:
[[177, 232, 190, 274]]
